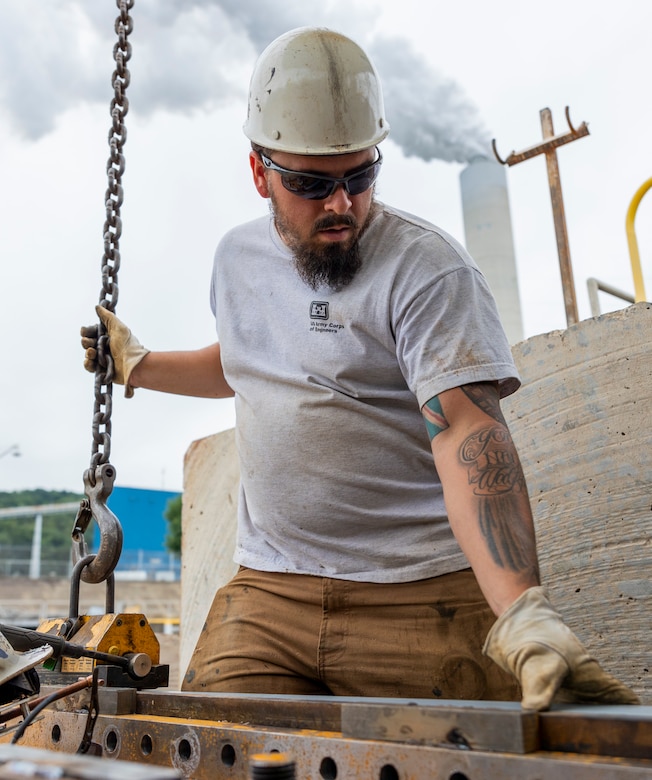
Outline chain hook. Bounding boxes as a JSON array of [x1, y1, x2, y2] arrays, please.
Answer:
[[70, 464, 123, 584]]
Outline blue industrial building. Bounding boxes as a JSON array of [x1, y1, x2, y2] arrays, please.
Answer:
[[102, 486, 182, 580]]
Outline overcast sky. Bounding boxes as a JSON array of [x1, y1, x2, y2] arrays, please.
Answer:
[[1, 0, 650, 495]]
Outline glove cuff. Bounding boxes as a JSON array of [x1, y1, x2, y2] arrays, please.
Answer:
[[483, 586, 555, 662], [122, 346, 150, 397]]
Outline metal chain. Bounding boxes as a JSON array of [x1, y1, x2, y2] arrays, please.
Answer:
[[91, 0, 134, 471], [72, 1, 133, 586]]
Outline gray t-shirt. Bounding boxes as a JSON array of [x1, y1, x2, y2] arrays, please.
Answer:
[[210, 202, 520, 583]]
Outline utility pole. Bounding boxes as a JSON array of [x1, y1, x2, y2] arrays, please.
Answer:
[[493, 107, 589, 327]]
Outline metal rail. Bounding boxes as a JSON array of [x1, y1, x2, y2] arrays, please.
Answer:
[[0, 745, 181, 779], [587, 277, 636, 317], [0, 503, 80, 519], [626, 177, 651, 303], [14, 691, 652, 778]]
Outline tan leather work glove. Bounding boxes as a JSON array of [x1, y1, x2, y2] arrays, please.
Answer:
[[80, 305, 150, 398], [483, 586, 640, 711]]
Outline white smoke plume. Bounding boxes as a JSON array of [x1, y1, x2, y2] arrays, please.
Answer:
[[369, 38, 491, 162], [0, 0, 490, 163]]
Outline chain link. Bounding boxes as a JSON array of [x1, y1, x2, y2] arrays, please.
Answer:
[[92, 0, 134, 472], [74, 1, 133, 586]]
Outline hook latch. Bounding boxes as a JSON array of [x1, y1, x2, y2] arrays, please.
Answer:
[[71, 462, 123, 584]]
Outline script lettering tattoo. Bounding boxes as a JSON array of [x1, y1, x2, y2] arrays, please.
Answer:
[[460, 426, 522, 496], [460, 424, 534, 573]]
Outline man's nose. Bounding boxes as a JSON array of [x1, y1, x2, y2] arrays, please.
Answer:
[[323, 183, 352, 214]]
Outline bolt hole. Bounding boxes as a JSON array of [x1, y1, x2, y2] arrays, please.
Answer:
[[105, 729, 119, 754], [379, 765, 399, 780], [221, 744, 236, 767], [50, 724, 61, 744], [140, 734, 153, 756], [178, 738, 192, 762], [320, 756, 337, 779], [449, 773, 470, 780]]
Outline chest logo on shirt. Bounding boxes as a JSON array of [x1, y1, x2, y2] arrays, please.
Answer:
[[310, 301, 329, 319], [309, 300, 344, 334]]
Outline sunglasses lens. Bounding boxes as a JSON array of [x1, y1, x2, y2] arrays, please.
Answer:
[[266, 152, 382, 200], [281, 174, 332, 199], [347, 163, 381, 196]]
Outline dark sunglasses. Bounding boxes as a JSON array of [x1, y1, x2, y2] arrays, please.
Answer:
[[259, 148, 382, 200]]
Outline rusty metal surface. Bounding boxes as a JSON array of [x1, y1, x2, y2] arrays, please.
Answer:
[[136, 690, 345, 731], [341, 700, 538, 753], [8, 691, 652, 778], [0, 744, 181, 779], [6, 688, 652, 777], [136, 693, 539, 753], [540, 705, 652, 760], [134, 692, 652, 760], [16, 708, 652, 779], [497, 120, 590, 166]]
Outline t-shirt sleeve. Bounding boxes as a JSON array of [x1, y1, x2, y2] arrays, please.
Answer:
[[394, 263, 521, 408]]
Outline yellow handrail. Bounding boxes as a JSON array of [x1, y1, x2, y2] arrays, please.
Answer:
[[625, 177, 652, 302]]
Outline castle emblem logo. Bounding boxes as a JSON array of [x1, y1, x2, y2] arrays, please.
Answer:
[[310, 301, 329, 320]]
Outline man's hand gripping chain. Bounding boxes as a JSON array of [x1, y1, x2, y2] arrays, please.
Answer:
[[80, 306, 150, 398]]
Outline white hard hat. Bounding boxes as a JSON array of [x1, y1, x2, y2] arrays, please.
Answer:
[[244, 27, 389, 155]]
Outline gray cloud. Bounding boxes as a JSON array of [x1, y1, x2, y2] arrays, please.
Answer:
[[0, 0, 107, 138], [0, 0, 489, 162]]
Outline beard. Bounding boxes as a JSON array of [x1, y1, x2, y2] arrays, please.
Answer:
[[291, 216, 363, 291], [270, 194, 377, 291]]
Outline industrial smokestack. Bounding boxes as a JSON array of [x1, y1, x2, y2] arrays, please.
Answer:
[[460, 156, 524, 344]]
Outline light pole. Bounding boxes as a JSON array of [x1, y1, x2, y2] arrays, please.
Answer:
[[0, 444, 21, 460]]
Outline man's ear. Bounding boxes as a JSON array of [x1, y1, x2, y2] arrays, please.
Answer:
[[249, 151, 270, 198]]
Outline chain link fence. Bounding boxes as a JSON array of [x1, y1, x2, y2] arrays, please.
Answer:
[[0, 545, 179, 580]]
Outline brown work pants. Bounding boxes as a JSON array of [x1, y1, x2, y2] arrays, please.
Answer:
[[182, 567, 519, 701]]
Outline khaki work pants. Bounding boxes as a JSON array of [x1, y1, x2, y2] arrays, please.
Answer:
[[182, 567, 519, 701]]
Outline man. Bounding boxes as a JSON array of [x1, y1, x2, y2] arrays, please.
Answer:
[[82, 27, 638, 710]]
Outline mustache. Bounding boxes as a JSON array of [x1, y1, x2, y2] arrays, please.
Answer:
[[311, 214, 359, 235]]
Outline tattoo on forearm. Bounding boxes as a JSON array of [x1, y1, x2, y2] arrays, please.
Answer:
[[478, 494, 538, 573], [422, 395, 449, 440], [460, 424, 537, 575], [423, 383, 504, 442], [460, 426, 524, 496]]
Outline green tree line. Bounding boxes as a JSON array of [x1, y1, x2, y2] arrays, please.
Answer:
[[0, 490, 84, 567]]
